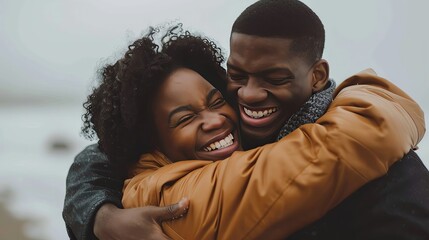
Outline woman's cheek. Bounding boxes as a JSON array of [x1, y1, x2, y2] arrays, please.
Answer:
[[172, 126, 199, 159]]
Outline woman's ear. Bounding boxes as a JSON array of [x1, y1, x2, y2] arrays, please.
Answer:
[[311, 59, 330, 93]]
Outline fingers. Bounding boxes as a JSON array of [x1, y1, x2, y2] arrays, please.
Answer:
[[151, 197, 190, 222]]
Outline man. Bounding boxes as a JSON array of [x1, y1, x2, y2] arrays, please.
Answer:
[[63, 0, 428, 239], [226, 1, 429, 239]]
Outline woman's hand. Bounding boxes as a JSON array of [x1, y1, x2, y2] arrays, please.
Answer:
[[94, 198, 189, 240]]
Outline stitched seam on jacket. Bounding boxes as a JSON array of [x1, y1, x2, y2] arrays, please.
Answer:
[[241, 160, 314, 239], [366, 85, 421, 144], [241, 126, 321, 239], [325, 129, 373, 181]]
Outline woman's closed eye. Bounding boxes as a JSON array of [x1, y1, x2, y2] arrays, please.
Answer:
[[209, 97, 226, 109], [171, 114, 196, 128], [178, 114, 196, 125]]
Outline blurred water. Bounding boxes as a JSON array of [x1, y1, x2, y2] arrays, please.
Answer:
[[0, 104, 95, 240], [0, 104, 427, 240]]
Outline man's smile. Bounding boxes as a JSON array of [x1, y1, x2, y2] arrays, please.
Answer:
[[239, 104, 280, 128], [243, 106, 278, 119]]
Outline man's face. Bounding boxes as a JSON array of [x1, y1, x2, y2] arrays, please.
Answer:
[[152, 68, 240, 162], [227, 33, 318, 147]]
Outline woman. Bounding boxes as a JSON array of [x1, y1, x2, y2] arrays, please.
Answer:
[[83, 25, 424, 239], [82, 25, 238, 172]]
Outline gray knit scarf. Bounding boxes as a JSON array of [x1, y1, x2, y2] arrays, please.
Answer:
[[277, 80, 336, 141]]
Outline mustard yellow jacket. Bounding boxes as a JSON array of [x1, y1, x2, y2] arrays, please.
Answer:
[[123, 69, 425, 239]]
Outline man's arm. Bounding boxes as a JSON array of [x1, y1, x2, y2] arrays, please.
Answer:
[[63, 144, 123, 239], [62, 144, 189, 240]]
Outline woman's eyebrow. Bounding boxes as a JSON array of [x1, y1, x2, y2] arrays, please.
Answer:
[[168, 105, 193, 124], [167, 88, 219, 125], [206, 88, 219, 104]]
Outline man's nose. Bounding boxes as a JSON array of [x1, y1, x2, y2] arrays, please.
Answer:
[[201, 111, 226, 132], [237, 78, 267, 105]]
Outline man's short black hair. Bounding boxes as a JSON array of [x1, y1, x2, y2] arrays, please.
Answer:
[[232, 0, 325, 64]]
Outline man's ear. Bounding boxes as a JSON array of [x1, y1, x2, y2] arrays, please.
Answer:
[[311, 59, 329, 93]]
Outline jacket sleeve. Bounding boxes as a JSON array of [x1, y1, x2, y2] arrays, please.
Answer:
[[123, 72, 425, 239], [62, 144, 124, 240]]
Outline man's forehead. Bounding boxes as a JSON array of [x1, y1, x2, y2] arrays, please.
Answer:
[[227, 61, 293, 77], [227, 52, 295, 74], [230, 32, 294, 48], [228, 33, 303, 73]]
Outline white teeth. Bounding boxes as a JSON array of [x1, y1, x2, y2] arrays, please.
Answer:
[[244, 107, 277, 119], [203, 133, 235, 152]]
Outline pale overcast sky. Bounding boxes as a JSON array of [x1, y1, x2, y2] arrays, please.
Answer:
[[1, 0, 428, 105]]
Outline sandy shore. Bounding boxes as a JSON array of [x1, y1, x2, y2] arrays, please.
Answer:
[[0, 189, 43, 240]]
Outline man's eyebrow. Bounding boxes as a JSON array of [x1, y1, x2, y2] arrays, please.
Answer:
[[227, 63, 246, 73], [206, 88, 220, 104], [168, 105, 193, 125], [257, 67, 293, 76], [227, 63, 292, 76]]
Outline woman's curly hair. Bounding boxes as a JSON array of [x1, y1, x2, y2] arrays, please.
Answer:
[[82, 24, 227, 176]]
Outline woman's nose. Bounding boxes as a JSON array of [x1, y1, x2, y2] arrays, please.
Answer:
[[201, 111, 226, 132]]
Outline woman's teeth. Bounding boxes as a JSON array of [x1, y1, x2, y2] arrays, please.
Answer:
[[204, 133, 234, 152], [244, 107, 277, 119]]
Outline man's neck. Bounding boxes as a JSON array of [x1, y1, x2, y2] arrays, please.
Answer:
[[242, 133, 277, 150], [277, 79, 336, 141]]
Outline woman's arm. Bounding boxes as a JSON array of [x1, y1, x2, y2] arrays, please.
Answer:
[[123, 70, 425, 239]]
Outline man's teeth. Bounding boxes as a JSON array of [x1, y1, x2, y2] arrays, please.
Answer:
[[243, 107, 277, 119], [204, 133, 234, 152]]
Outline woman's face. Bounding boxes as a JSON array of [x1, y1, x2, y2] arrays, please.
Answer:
[[152, 68, 241, 162]]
